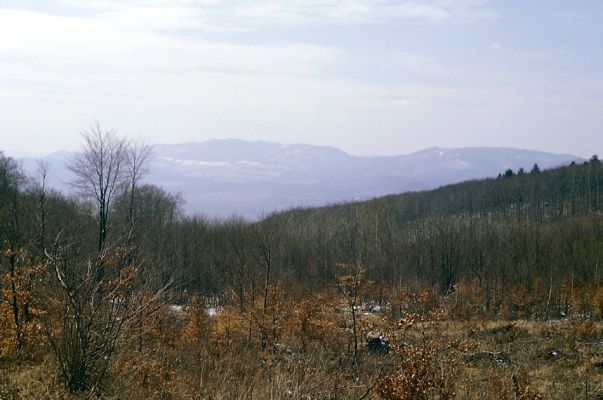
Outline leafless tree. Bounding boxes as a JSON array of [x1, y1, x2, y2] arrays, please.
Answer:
[[34, 160, 50, 253], [256, 219, 280, 349], [44, 238, 169, 394], [336, 262, 371, 366], [124, 138, 153, 232], [68, 122, 128, 253]]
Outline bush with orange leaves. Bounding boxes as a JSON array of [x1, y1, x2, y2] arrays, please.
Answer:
[[593, 286, 603, 319], [111, 302, 187, 399], [0, 248, 46, 359], [208, 285, 345, 356], [451, 278, 486, 320], [211, 284, 294, 353], [43, 242, 169, 394], [375, 289, 474, 400], [285, 290, 345, 350], [180, 298, 214, 349]]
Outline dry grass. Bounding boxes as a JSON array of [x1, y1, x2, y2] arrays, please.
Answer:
[[456, 319, 603, 400], [1, 311, 602, 399]]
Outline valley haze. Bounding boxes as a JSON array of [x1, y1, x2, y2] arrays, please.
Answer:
[[19, 139, 581, 218]]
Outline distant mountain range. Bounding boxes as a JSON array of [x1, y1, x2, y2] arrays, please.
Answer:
[[18, 139, 582, 218]]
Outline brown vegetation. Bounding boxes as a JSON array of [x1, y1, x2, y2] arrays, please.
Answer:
[[1, 284, 602, 399], [0, 133, 602, 398]]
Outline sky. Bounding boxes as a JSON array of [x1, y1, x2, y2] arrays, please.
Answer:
[[0, 0, 602, 158]]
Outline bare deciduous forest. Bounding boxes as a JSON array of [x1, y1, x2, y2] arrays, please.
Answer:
[[1, 129, 602, 399]]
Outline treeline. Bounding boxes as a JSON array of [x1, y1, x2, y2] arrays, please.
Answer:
[[258, 158, 603, 318], [139, 156, 603, 320], [1, 148, 602, 321]]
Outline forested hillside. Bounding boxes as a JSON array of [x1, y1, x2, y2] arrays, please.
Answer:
[[1, 135, 602, 399], [265, 159, 603, 317]]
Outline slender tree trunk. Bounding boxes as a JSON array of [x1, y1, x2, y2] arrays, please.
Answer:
[[9, 251, 22, 349], [351, 297, 358, 364], [545, 265, 553, 320], [261, 254, 271, 350]]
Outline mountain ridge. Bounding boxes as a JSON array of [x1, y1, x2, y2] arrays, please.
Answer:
[[18, 139, 583, 218]]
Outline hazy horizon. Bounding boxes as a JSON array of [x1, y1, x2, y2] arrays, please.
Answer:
[[3, 137, 590, 160], [1, 1, 602, 158]]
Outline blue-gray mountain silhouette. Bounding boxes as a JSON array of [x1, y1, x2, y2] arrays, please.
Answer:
[[20, 139, 582, 218]]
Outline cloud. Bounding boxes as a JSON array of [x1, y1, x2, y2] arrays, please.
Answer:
[[0, 8, 346, 78], [490, 42, 503, 51], [52, 0, 496, 31], [520, 51, 550, 61], [0, 7, 374, 125], [233, 0, 497, 26], [2, 0, 599, 159]]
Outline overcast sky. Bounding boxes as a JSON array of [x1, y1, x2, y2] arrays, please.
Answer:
[[1, 0, 602, 157]]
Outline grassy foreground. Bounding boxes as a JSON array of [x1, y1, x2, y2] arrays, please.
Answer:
[[1, 303, 602, 399]]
